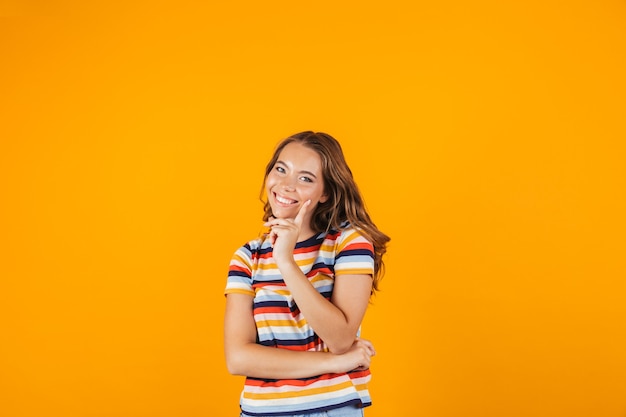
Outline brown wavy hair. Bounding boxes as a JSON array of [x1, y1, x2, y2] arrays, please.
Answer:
[[260, 131, 390, 291]]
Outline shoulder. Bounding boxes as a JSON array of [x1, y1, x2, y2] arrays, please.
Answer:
[[332, 224, 375, 274], [334, 223, 373, 251], [320, 223, 374, 255]]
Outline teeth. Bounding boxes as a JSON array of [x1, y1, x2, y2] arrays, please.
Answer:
[[276, 195, 296, 204]]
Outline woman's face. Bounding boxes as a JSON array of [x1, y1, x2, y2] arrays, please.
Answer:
[[265, 142, 328, 230]]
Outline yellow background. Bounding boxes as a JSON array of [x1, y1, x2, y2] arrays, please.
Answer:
[[1, 1, 625, 416]]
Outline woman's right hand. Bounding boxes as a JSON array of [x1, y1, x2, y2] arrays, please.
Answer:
[[332, 338, 376, 373]]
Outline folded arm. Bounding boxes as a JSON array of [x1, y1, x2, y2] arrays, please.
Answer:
[[224, 293, 374, 379], [275, 264, 373, 354]]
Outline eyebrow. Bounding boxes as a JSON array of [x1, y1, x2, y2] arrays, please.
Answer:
[[276, 160, 318, 179]]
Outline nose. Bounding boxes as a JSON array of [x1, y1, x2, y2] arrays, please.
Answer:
[[279, 176, 296, 191], [280, 182, 295, 192]]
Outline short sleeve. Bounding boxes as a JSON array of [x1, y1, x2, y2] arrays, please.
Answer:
[[334, 228, 375, 277], [224, 243, 255, 297]]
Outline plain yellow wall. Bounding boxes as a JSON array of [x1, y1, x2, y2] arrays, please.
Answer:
[[1, 1, 625, 416]]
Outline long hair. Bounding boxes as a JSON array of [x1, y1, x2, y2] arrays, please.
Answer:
[[260, 131, 390, 292]]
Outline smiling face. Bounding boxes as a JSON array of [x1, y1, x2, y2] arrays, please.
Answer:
[[265, 142, 328, 236]]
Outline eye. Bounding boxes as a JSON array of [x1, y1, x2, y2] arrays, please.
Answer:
[[275, 166, 286, 174], [299, 176, 313, 183]]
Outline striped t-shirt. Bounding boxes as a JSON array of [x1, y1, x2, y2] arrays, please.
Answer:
[[225, 225, 375, 416]]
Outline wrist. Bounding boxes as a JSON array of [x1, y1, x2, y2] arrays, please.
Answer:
[[324, 351, 343, 374], [274, 257, 299, 273], [277, 265, 303, 284]]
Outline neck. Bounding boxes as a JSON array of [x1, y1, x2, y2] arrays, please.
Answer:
[[297, 225, 316, 242]]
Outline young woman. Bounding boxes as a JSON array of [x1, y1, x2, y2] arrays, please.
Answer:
[[224, 131, 390, 417]]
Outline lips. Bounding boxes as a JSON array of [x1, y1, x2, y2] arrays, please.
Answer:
[[274, 193, 298, 205]]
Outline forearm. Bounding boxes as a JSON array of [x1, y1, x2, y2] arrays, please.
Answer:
[[226, 342, 341, 379], [278, 263, 359, 353], [224, 284, 374, 380]]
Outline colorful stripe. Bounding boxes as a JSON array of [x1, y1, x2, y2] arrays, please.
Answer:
[[225, 226, 375, 416]]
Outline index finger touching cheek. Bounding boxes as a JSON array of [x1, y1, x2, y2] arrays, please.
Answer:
[[294, 199, 312, 225]]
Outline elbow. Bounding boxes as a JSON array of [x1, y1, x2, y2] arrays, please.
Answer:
[[225, 356, 238, 375], [326, 339, 354, 355], [226, 363, 243, 376], [225, 350, 247, 376], [226, 359, 245, 376]]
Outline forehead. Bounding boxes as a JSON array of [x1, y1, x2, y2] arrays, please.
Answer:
[[276, 142, 323, 172]]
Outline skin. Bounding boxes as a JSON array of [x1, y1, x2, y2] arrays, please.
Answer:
[[224, 142, 376, 379]]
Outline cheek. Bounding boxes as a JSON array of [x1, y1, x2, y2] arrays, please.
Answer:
[[315, 186, 328, 203]]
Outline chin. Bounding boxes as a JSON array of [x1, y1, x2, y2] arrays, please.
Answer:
[[271, 205, 298, 219], [270, 209, 290, 219]]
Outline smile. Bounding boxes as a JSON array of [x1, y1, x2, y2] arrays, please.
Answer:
[[274, 193, 298, 205]]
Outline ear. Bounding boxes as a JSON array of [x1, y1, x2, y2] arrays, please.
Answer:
[[319, 193, 329, 204]]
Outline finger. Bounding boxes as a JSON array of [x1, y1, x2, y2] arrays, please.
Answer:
[[264, 218, 293, 227], [360, 352, 372, 367], [356, 338, 376, 356], [363, 340, 376, 356], [369, 345, 376, 356], [293, 199, 312, 226]]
